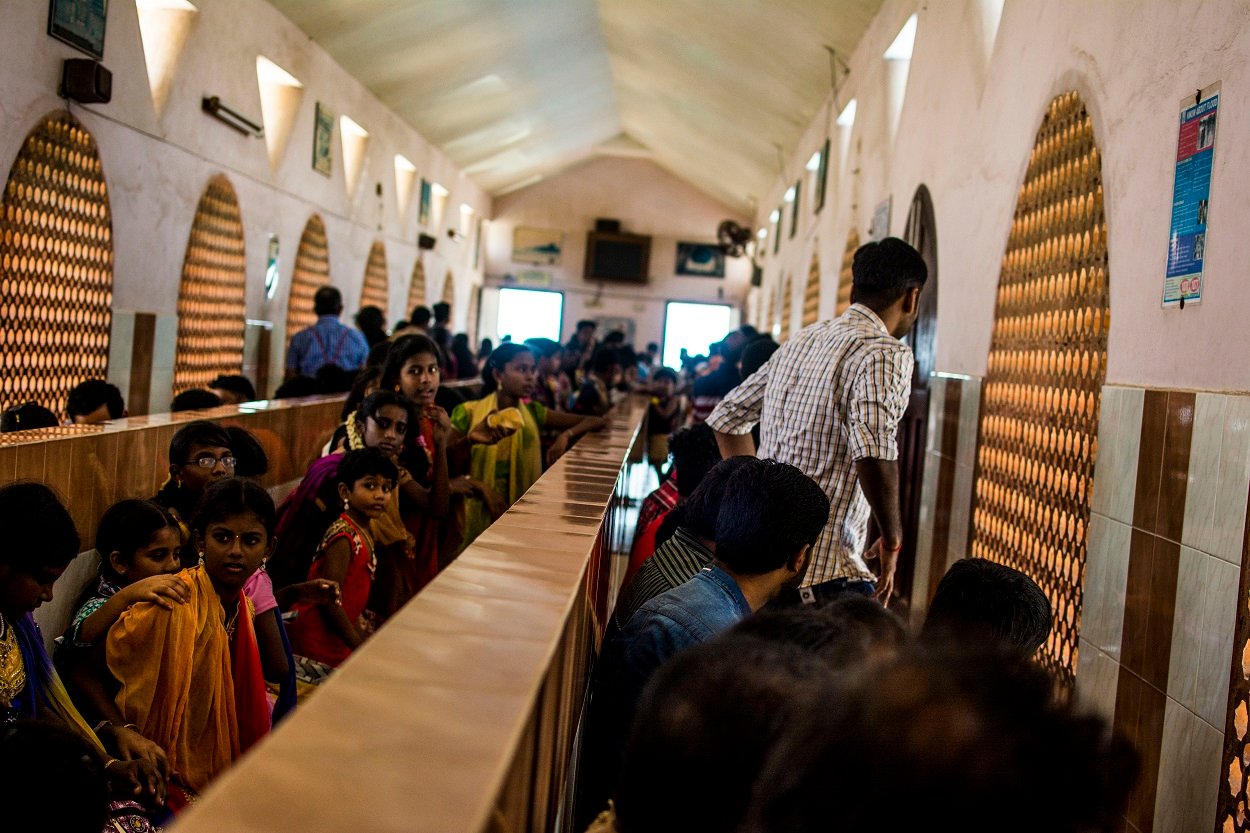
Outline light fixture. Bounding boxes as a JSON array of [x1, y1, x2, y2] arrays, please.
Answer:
[[756, 228, 768, 239], [884, 14, 918, 61], [256, 56, 302, 88], [769, 209, 781, 223], [135, 0, 197, 115], [783, 186, 797, 204], [339, 114, 370, 197], [806, 151, 823, 172], [256, 56, 304, 170]]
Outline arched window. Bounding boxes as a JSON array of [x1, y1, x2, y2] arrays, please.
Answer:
[[442, 270, 456, 306], [406, 257, 425, 317], [801, 248, 820, 327], [173, 175, 245, 394], [969, 91, 1109, 687], [359, 240, 388, 313], [285, 214, 329, 348], [0, 113, 113, 412], [835, 230, 859, 317]]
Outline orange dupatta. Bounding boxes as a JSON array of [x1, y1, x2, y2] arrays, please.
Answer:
[[106, 565, 270, 794]]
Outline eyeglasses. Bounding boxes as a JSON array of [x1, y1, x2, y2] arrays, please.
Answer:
[[183, 455, 236, 469]]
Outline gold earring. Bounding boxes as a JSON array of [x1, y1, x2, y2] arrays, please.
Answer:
[[197, 551, 205, 566], [343, 497, 350, 512]]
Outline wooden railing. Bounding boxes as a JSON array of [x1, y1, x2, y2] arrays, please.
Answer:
[[172, 395, 651, 833]]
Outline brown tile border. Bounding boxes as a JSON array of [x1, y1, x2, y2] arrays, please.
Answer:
[[927, 377, 962, 601]]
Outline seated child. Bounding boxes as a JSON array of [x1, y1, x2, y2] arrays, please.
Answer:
[[286, 448, 397, 673], [921, 557, 1052, 656], [106, 478, 273, 809]]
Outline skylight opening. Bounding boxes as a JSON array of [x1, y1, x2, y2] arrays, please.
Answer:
[[884, 14, 918, 61]]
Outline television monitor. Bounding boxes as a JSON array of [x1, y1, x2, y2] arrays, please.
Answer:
[[584, 231, 650, 283]]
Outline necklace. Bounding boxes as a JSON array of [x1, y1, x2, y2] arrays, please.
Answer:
[[223, 604, 240, 640], [0, 613, 26, 707]]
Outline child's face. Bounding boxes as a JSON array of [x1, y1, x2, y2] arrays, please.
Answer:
[[361, 405, 409, 457], [112, 526, 182, 585], [654, 377, 676, 398], [496, 352, 537, 399], [399, 353, 441, 406], [0, 563, 65, 618], [196, 512, 270, 595], [339, 475, 394, 520]]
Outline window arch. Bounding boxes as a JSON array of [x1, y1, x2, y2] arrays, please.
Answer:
[[359, 240, 388, 313], [778, 273, 793, 341], [969, 91, 1109, 687], [835, 230, 859, 317], [406, 257, 425, 317], [442, 269, 456, 306], [285, 214, 329, 348], [0, 113, 113, 412], [173, 175, 246, 394], [801, 248, 820, 327]]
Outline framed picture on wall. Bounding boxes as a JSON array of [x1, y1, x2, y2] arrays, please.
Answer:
[[675, 242, 725, 278], [48, 0, 108, 60], [513, 227, 564, 265], [312, 103, 333, 176], [418, 179, 432, 226]]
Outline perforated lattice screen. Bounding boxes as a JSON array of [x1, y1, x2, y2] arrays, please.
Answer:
[[801, 249, 820, 327], [969, 91, 1109, 688], [442, 270, 455, 306], [285, 214, 329, 348], [1220, 572, 1250, 832], [836, 230, 858, 316], [360, 241, 388, 314], [406, 257, 425, 317], [0, 114, 113, 412], [779, 273, 792, 341], [173, 175, 245, 394]]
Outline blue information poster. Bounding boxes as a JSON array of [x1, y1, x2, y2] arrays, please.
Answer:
[[1164, 83, 1220, 308]]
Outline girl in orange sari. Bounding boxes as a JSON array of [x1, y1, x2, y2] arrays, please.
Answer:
[[106, 478, 273, 810]]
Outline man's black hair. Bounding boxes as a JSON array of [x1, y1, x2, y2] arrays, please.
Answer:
[[336, 447, 399, 489], [169, 419, 233, 467], [849, 237, 927, 309], [171, 389, 223, 412], [576, 319, 596, 331], [0, 403, 58, 433], [591, 346, 621, 376], [431, 301, 450, 323], [524, 337, 562, 359], [922, 557, 1053, 654], [738, 324, 760, 340], [314, 364, 356, 394], [313, 285, 343, 316], [191, 477, 277, 537], [411, 306, 433, 327], [226, 426, 269, 478], [715, 459, 830, 574], [66, 379, 124, 420], [667, 423, 721, 498], [208, 374, 256, 402], [730, 597, 906, 668], [273, 376, 322, 399], [740, 338, 779, 381], [652, 367, 678, 385], [646, 342, 659, 353], [682, 456, 755, 539], [603, 330, 626, 345]]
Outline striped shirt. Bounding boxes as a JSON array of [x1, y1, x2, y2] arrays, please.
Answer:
[[707, 304, 913, 585], [613, 527, 713, 630]]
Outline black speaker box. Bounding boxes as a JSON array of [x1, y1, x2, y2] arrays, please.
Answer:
[[417, 233, 437, 250], [594, 218, 621, 233], [61, 59, 111, 104]]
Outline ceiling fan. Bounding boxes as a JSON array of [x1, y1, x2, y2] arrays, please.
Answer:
[[717, 219, 753, 258]]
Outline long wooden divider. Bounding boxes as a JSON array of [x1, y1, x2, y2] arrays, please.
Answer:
[[172, 394, 651, 833]]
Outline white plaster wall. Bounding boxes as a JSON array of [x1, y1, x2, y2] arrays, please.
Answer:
[[0, 0, 490, 405], [757, 0, 1250, 392], [483, 156, 751, 349]]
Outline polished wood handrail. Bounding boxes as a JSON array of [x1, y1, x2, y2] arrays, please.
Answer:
[[172, 395, 650, 833]]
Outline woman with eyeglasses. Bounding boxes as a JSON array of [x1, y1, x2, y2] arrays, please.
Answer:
[[152, 420, 237, 564]]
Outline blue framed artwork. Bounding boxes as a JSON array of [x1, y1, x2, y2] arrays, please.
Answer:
[[675, 242, 725, 278], [418, 179, 432, 226], [49, 0, 107, 59]]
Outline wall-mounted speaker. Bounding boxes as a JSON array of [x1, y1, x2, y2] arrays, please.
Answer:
[[61, 59, 111, 104], [594, 218, 621, 233], [417, 233, 437, 250]]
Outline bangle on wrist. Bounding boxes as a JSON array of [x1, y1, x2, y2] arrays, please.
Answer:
[[884, 543, 903, 552], [93, 719, 112, 734], [122, 723, 140, 732], [103, 758, 121, 772]]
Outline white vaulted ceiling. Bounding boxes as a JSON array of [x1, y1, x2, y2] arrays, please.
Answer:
[[267, 0, 884, 214]]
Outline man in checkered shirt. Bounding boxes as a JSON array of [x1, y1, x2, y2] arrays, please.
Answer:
[[708, 237, 927, 606]]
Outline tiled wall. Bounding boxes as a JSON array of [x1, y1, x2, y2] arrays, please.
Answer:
[[915, 378, 1250, 832]]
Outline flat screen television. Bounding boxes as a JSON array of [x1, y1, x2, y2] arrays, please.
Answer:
[[584, 231, 650, 283]]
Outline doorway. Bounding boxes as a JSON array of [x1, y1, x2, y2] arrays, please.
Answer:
[[661, 302, 734, 370]]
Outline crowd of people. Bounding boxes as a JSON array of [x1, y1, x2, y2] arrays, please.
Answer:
[[0, 239, 1140, 831]]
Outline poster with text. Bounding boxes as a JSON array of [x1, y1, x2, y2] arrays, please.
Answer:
[[1163, 83, 1219, 308]]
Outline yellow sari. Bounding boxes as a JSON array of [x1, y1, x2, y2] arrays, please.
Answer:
[[453, 392, 545, 548]]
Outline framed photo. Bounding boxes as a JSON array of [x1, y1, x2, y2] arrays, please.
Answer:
[[48, 0, 108, 60], [418, 179, 432, 226], [513, 226, 564, 265], [675, 242, 725, 278], [312, 103, 333, 176]]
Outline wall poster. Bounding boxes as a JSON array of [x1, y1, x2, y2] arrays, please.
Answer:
[[1164, 82, 1219, 308], [48, 0, 108, 59], [312, 103, 334, 176]]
